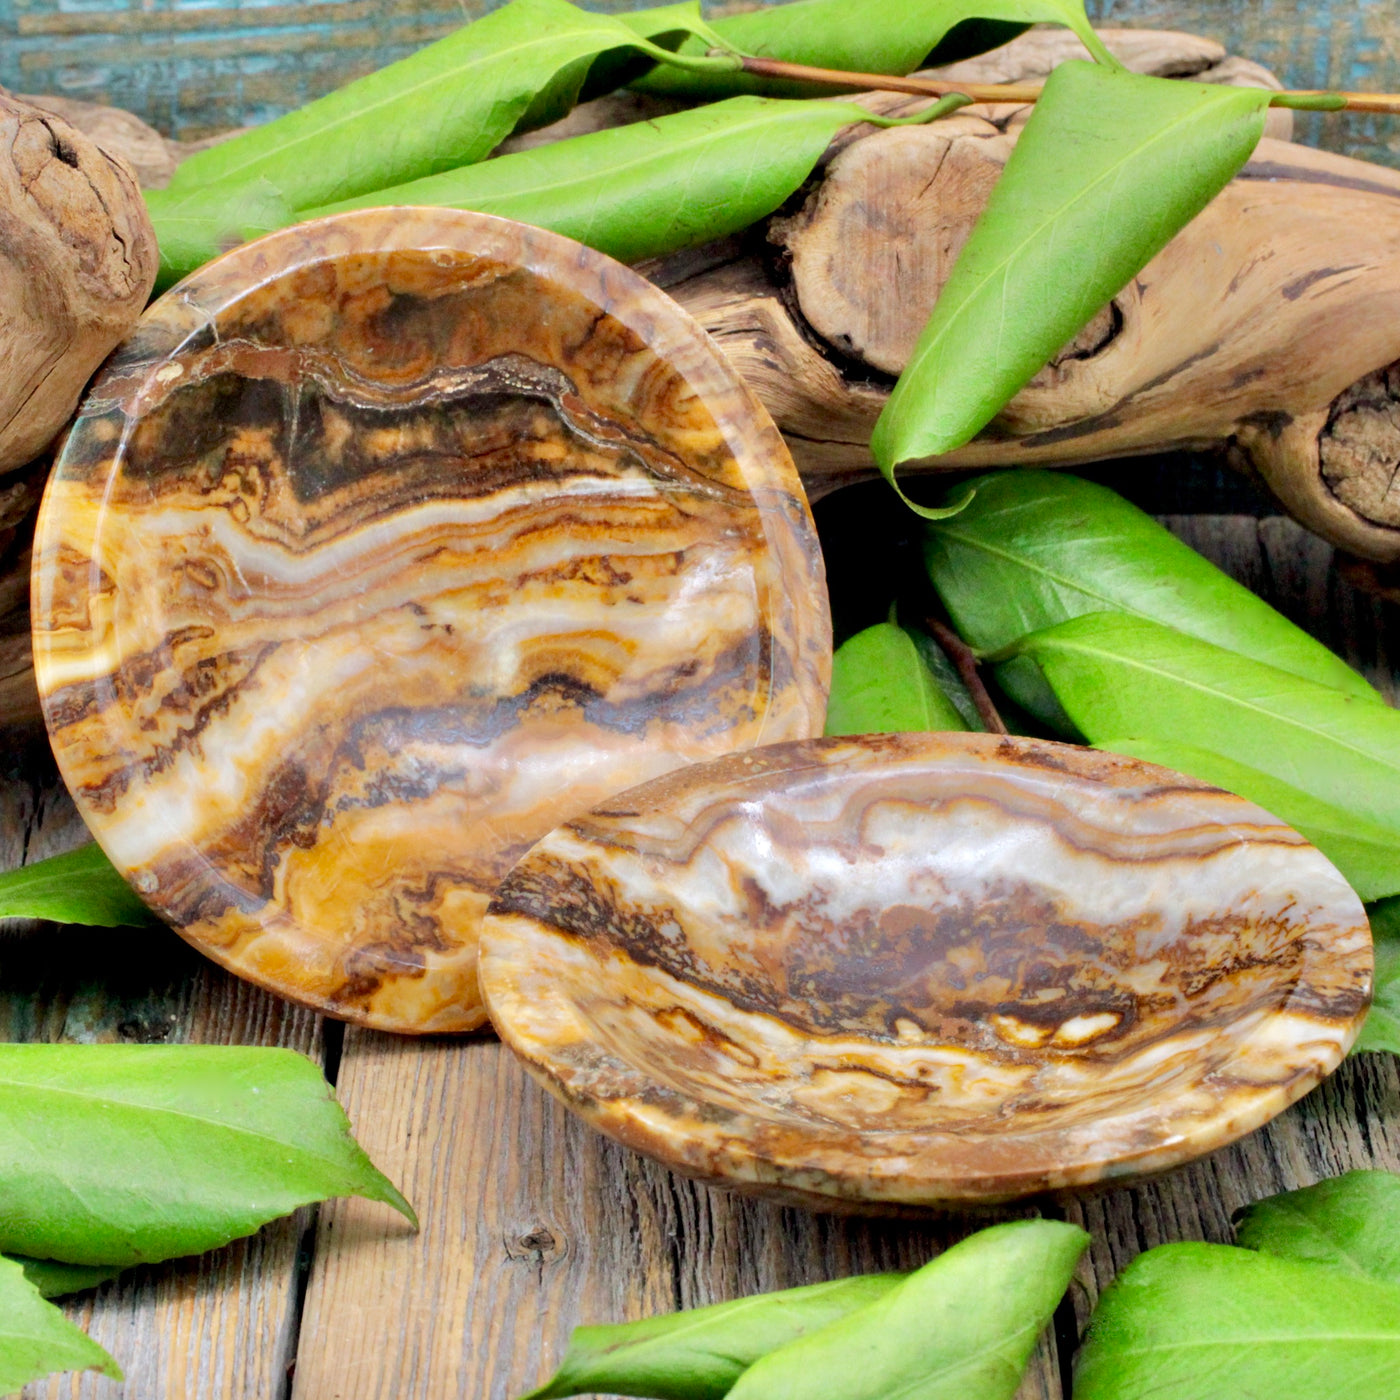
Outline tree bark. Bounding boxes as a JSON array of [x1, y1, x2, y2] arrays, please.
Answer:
[[0, 92, 157, 476]]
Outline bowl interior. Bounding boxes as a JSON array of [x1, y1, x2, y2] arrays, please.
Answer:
[[31, 210, 829, 1033], [482, 734, 1371, 1201]]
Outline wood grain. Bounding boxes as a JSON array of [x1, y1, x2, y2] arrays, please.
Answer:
[[291, 1032, 1063, 1400]]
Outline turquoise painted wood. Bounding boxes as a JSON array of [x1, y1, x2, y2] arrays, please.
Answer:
[[1, 0, 1398, 154]]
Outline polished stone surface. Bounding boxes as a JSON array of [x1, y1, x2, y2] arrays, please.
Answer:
[[480, 733, 1372, 1208], [31, 208, 829, 1033]]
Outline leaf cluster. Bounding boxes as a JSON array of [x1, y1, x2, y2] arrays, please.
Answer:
[[0, 1043, 412, 1392], [519, 1173, 1400, 1400], [141, 0, 1294, 485], [522, 1220, 1087, 1400], [1076, 1170, 1400, 1398]]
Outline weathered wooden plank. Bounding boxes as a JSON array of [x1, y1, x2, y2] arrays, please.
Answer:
[[0, 741, 326, 1400], [291, 1033, 1064, 1400]]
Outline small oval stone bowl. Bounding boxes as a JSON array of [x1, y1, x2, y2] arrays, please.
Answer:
[[480, 732, 1372, 1210], [30, 207, 829, 1035]]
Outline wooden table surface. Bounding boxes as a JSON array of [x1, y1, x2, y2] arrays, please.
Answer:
[[4, 2, 1400, 1396], [5, 465, 1400, 1400]]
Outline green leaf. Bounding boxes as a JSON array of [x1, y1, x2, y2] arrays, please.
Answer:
[[520, 1272, 907, 1400], [145, 179, 296, 293], [724, 1220, 1087, 1400], [1074, 1242, 1400, 1400], [826, 622, 967, 735], [12, 1256, 125, 1299], [1096, 739, 1400, 901], [1357, 896, 1400, 1054], [1008, 611, 1400, 865], [158, 0, 731, 214], [1235, 1172, 1400, 1286], [0, 1044, 414, 1267], [922, 472, 1380, 711], [309, 96, 922, 258], [0, 843, 157, 928], [0, 1255, 121, 1394], [154, 93, 965, 287], [631, 0, 1114, 99], [872, 64, 1271, 488]]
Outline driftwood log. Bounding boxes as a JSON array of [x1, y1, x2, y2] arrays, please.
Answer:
[[0, 92, 157, 475]]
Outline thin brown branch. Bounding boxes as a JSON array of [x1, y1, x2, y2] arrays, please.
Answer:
[[925, 618, 1008, 736], [734, 54, 1400, 116], [738, 55, 1044, 105]]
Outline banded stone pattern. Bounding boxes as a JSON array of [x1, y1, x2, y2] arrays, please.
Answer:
[[31, 208, 829, 1034], [480, 733, 1372, 1209]]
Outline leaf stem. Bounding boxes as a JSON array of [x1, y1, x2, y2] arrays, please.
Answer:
[[730, 54, 1400, 115], [925, 619, 1008, 735]]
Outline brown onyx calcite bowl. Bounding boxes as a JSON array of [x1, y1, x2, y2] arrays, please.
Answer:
[[479, 733, 1372, 1209], [31, 208, 829, 1033]]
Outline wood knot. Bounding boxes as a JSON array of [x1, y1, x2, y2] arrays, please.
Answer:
[[506, 1224, 567, 1263]]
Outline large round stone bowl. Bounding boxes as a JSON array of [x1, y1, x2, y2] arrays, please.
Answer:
[[31, 208, 829, 1033]]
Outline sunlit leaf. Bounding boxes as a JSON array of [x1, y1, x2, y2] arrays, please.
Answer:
[[873, 65, 1272, 491], [1357, 896, 1400, 1055], [1236, 1171, 1400, 1285], [1008, 614, 1400, 873], [153, 94, 964, 285], [0, 1255, 121, 1393], [1074, 1243, 1400, 1400], [826, 622, 967, 735], [0, 842, 156, 928], [725, 1221, 1087, 1400], [922, 472, 1380, 713], [0, 1044, 414, 1267], [521, 1273, 906, 1400]]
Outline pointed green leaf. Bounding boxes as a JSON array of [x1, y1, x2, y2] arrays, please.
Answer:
[[631, 0, 1114, 99], [521, 1273, 907, 1400], [309, 96, 918, 258], [1236, 1172, 1400, 1286], [158, 0, 731, 214], [1357, 897, 1400, 1055], [0, 1044, 414, 1267], [154, 93, 965, 287], [0, 1255, 121, 1393], [1096, 739, 1400, 901], [1008, 613, 1400, 857], [826, 622, 967, 735], [922, 472, 1380, 708], [725, 1221, 1087, 1400], [873, 65, 1271, 486], [1074, 1243, 1400, 1400], [12, 1257, 125, 1299], [0, 842, 157, 928]]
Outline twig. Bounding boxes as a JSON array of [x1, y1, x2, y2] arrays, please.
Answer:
[[925, 618, 1008, 736], [732, 54, 1400, 116]]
